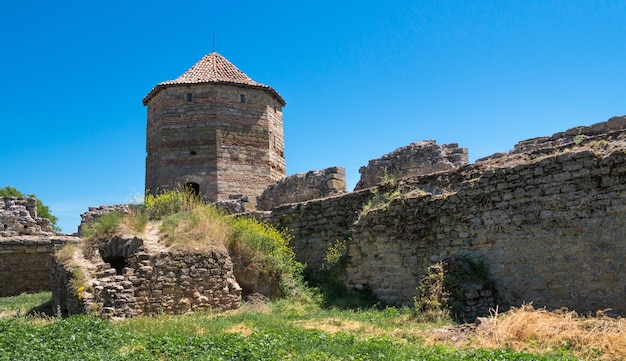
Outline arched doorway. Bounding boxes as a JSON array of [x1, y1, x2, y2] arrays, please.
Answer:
[[183, 182, 200, 198]]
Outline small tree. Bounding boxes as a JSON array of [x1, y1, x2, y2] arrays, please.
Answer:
[[0, 185, 60, 232]]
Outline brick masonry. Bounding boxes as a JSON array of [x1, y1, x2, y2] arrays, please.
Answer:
[[144, 53, 286, 205]]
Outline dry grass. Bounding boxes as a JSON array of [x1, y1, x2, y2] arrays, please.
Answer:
[[225, 322, 253, 336], [55, 243, 89, 293], [292, 317, 365, 334], [159, 205, 229, 252], [426, 304, 626, 361]]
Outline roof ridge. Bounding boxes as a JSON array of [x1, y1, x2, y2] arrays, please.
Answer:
[[142, 52, 286, 106], [161, 52, 262, 86]]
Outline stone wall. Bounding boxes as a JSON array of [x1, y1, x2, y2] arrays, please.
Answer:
[[267, 190, 373, 270], [78, 204, 131, 234], [257, 166, 347, 211], [347, 148, 626, 313], [355, 140, 468, 190], [0, 237, 76, 296], [266, 116, 626, 316], [0, 197, 72, 297], [52, 235, 241, 319], [1, 197, 54, 236]]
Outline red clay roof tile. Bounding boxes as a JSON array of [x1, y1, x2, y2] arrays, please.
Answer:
[[143, 52, 285, 105]]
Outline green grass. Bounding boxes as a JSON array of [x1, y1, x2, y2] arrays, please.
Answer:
[[0, 292, 51, 316], [0, 292, 577, 361]]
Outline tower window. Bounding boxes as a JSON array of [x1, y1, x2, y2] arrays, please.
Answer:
[[186, 93, 193, 102], [189, 150, 197, 156], [239, 94, 246, 103]]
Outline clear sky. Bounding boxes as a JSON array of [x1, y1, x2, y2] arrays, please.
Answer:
[[1, 1, 625, 233]]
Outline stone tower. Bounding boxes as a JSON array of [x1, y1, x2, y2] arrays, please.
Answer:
[[143, 52, 286, 203]]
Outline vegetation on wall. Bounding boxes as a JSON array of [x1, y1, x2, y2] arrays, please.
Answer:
[[0, 185, 60, 232], [55, 243, 88, 299], [80, 188, 303, 297], [302, 237, 379, 309], [227, 216, 303, 296], [414, 256, 495, 323], [359, 172, 402, 217]]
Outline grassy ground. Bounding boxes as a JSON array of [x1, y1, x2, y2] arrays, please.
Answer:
[[1, 291, 609, 361]]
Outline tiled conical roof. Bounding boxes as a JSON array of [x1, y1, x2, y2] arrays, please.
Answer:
[[143, 52, 285, 105]]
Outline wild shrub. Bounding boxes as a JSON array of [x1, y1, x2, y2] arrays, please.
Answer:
[[226, 216, 303, 296], [414, 257, 494, 323], [144, 188, 198, 220], [413, 262, 452, 324], [359, 172, 402, 217], [322, 238, 348, 276], [303, 237, 380, 309], [360, 188, 401, 216]]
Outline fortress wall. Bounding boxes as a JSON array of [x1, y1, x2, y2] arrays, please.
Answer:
[[1, 197, 54, 237], [270, 140, 626, 315], [348, 149, 626, 313], [268, 190, 374, 270], [355, 140, 468, 190], [0, 197, 70, 297]]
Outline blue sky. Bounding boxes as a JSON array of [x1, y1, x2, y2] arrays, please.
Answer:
[[1, 1, 625, 233]]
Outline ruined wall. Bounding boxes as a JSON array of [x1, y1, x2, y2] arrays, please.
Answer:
[[348, 148, 626, 313], [1, 197, 54, 236], [52, 235, 241, 319], [268, 116, 626, 315], [355, 140, 468, 190], [268, 190, 373, 270], [78, 204, 131, 234], [0, 197, 72, 296], [1, 237, 75, 297], [257, 166, 347, 211]]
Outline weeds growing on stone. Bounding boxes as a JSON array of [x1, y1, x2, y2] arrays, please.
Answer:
[[74, 189, 303, 297], [55, 243, 89, 295], [226, 216, 303, 296], [81, 211, 125, 238], [159, 205, 229, 251]]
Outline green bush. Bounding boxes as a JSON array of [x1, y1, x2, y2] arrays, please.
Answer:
[[226, 216, 303, 295], [144, 188, 199, 220]]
